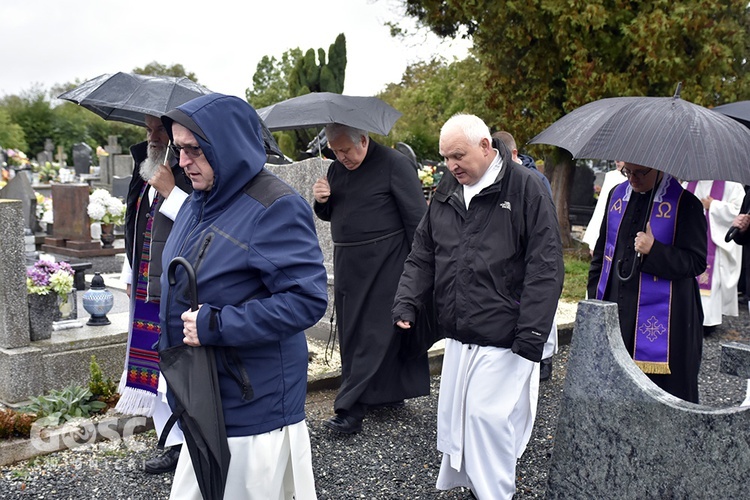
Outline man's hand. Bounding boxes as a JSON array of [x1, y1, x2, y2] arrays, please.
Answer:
[[701, 195, 714, 211], [733, 213, 750, 234], [395, 320, 412, 330], [635, 222, 655, 255], [313, 178, 331, 203], [148, 163, 176, 199], [181, 305, 202, 347]]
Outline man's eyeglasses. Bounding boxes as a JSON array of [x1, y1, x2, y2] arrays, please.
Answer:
[[621, 167, 653, 179], [169, 144, 203, 159]]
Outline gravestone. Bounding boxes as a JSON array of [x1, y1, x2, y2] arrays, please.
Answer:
[[36, 139, 54, 165], [0, 148, 7, 167], [72, 143, 93, 176], [395, 142, 419, 171], [55, 146, 67, 167], [266, 157, 335, 325], [0, 172, 37, 231], [101, 136, 122, 185], [547, 300, 750, 499], [111, 175, 132, 201], [0, 200, 31, 350], [48, 184, 90, 240], [569, 163, 596, 226], [113, 154, 134, 179]]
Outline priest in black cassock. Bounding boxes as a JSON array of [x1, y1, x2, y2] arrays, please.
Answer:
[[587, 163, 706, 403], [313, 124, 430, 434]]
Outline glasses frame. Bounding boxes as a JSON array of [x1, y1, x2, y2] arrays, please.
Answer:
[[169, 143, 203, 159], [621, 166, 653, 179]]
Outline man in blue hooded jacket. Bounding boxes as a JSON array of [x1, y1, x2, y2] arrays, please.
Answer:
[[158, 93, 328, 499]]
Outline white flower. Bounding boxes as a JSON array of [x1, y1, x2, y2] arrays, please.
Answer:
[[87, 201, 106, 221]]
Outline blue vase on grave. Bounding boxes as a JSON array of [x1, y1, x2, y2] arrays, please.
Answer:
[[82, 273, 113, 326]]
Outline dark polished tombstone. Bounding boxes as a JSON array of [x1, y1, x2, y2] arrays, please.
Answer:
[[111, 175, 132, 201], [72, 143, 93, 177], [569, 163, 597, 226]]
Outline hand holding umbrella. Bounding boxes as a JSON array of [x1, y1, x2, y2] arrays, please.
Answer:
[[727, 213, 750, 242]]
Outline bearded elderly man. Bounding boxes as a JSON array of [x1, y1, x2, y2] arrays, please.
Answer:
[[588, 163, 706, 403], [116, 114, 192, 474], [313, 123, 429, 434], [393, 114, 563, 499]]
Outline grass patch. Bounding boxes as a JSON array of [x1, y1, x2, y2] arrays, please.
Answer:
[[562, 246, 591, 302]]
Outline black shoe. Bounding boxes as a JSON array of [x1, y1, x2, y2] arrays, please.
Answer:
[[144, 445, 181, 474], [323, 414, 362, 434], [540, 358, 553, 381], [703, 325, 717, 337]]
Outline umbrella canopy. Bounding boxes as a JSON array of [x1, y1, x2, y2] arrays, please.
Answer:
[[528, 89, 750, 185], [713, 100, 750, 128], [59, 72, 285, 160], [58, 72, 211, 127], [159, 257, 230, 500], [256, 92, 402, 135]]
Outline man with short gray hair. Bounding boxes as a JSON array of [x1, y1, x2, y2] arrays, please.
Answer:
[[393, 114, 563, 499], [313, 123, 429, 434]]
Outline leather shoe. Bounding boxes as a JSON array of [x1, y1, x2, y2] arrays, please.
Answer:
[[144, 445, 181, 474], [323, 414, 362, 434]]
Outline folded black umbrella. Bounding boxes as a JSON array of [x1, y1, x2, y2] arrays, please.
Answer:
[[159, 257, 230, 500]]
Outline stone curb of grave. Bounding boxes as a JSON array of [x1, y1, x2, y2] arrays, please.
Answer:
[[0, 322, 575, 467]]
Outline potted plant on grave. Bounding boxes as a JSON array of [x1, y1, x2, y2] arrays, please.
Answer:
[[87, 189, 125, 248], [26, 258, 74, 341]]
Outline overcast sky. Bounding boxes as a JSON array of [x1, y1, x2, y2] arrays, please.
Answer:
[[0, 0, 471, 101]]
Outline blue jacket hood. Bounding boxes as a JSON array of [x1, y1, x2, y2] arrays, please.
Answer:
[[162, 93, 267, 215]]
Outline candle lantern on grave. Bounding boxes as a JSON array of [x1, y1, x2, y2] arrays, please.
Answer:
[[82, 272, 114, 326]]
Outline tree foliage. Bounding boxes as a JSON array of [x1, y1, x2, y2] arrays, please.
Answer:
[[246, 48, 303, 109], [132, 62, 198, 81], [378, 56, 492, 160], [250, 34, 348, 158], [402, 0, 750, 244]]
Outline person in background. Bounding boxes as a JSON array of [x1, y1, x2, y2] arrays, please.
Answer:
[[116, 113, 192, 474], [159, 93, 327, 499], [582, 161, 627, 255], [588, 163, 706, 403], [492, 130, 556, 381], [312, 123, 430, 434], [682, 179, 744, 335], [394, 114, 563, 499]]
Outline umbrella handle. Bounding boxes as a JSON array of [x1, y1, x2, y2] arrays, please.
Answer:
[[725, 226, 740, 243], [616, 253, 641, 282], [167, 257, 198, 311]]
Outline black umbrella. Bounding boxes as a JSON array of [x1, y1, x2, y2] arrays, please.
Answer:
[[158, 257, 230, 500], [528, 85, 750, 185], [712, 101, 750, 241], [256, 92, 402, 135], [58, 72, 211, 126], [58, 72, 284, 159], [713, 100, 750, 128]]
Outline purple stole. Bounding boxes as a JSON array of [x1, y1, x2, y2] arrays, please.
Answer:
[[686, 180, 725, 296], [596, 176, 684, 375], [115, 184, 161, 417]]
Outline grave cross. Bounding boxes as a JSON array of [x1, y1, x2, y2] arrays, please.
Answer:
[[56, 145, 67, 167]]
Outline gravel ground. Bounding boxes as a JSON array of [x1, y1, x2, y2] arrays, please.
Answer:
[[2, 302, 749, 499]]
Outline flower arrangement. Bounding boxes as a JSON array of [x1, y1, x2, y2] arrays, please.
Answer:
[[417, 165, 437, 187], [87, 189, 126, 226], [35, 192, 53, 224], [27, 258, 74, 303]]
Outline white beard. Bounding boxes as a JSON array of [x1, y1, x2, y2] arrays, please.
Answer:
[[139, 144, 167, 181]]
